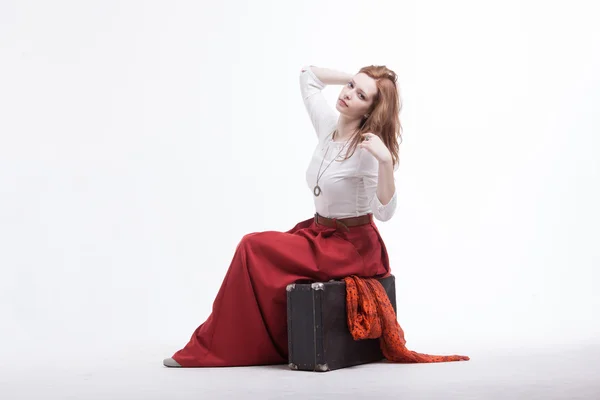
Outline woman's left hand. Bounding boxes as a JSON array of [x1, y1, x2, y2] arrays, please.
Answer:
[[358, 132, 392, 164]]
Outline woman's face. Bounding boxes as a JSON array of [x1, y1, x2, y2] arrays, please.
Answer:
[[335, 72, 377, 119]]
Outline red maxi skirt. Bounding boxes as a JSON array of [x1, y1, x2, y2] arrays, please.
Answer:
[[171, 213, 391, 367]]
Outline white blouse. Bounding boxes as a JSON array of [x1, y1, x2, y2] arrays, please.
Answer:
[[300, 65, 398, 222]]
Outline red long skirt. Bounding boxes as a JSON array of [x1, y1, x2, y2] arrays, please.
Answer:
[[171, 213, 391, 367]]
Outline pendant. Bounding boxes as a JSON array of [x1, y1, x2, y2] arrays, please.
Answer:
[[313, 185, 322, 197]]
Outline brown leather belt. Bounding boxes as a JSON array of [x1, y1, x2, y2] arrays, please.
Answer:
[[314, 212, 372, 232]]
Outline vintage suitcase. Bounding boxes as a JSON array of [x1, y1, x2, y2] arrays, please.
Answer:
[[286, 274, 396, 372]]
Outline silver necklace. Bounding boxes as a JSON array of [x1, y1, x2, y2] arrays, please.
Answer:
[[313, 133, 352, 197]]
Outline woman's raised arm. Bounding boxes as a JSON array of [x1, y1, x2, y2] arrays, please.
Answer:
[[299, 66, 354, 141], [304, 65, 354, 86]]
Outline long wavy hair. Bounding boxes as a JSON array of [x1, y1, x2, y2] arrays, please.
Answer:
[[333, 65, 402, 170]]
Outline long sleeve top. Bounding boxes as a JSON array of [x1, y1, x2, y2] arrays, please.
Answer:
[[300, 65, 397, 222]]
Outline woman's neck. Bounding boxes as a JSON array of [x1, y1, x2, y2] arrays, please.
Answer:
[[334, 115, 362, 142]]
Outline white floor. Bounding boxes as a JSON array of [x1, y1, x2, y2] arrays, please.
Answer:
[[2, 343, 599, 399]]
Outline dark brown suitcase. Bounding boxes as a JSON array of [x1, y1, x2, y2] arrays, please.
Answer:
[[286, 274, 396, 372]]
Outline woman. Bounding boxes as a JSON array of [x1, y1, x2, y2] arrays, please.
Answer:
[[164, 64, 401, 367]]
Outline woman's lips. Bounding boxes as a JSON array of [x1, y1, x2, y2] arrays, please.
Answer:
[[338, 99, 348, 107]]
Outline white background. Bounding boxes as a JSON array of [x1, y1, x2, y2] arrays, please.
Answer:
[[1, 0, 599, 382]]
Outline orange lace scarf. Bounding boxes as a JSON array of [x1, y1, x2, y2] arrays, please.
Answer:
[[343, 275, 470, 363]]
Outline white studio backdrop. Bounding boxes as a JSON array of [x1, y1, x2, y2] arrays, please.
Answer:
[[0, 0, 598, 366]]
